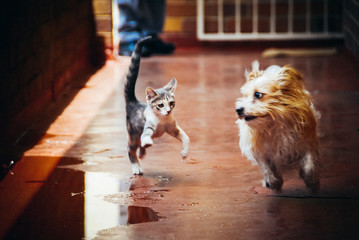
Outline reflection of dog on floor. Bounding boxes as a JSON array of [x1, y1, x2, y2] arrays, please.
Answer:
[[236, 61, 320, 192]]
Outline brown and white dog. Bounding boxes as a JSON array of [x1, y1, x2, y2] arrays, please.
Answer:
[[236, 61, 320, 192]]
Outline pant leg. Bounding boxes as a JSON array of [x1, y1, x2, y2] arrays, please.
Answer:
[[138, 0, 166, 36], [117, 0, 166, 43], [117, 0, 142, 43]]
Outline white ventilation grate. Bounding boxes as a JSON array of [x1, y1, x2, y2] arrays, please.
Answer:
[[197, 0, 344, 41]]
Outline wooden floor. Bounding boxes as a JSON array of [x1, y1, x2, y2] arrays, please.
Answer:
[[1, 47, 359, 240]]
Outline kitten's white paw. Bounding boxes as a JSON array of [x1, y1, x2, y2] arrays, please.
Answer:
[[141, 136, 153, 148], [181, 149, 188, 159], [180, 134, 190, 159], [131, 163, 143, 175]]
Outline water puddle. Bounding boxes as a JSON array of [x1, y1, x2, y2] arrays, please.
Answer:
[[85, 173, 168, 239], [157, 175, 172, 183], [5, 157, 168, 240], [119, 205, 162, 225]]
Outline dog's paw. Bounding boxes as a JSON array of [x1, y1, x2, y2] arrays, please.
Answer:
[[263, 178, 283, 192], [131, 163, 143, 175], [141, 136, 153, 148], [263, 180, 270, 188], [302, 173, 320, 193]]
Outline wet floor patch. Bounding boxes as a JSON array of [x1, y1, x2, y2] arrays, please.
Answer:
[[185, 158, 200, 164], [103, 176, 171, 205], [4, 158, 169, 240], [119, 205, 163, 225], [83, 173, 170, 238], [4, 162, 86, 240], [57, 157, 84, 166]]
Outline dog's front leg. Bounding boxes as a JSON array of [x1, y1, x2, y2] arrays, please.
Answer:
[[300, 151, 320, 193], [258, 160, 283, 192]]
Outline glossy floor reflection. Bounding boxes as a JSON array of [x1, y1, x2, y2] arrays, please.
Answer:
[[1, 48, 359, 240]]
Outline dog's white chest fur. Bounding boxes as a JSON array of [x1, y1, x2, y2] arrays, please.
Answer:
[[237, 119, 256, 165]]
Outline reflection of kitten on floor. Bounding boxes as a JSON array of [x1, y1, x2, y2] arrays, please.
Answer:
[[124, 37, 189, 175]]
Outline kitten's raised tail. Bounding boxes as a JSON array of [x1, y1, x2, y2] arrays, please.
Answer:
[[124, 36, 152, 103]]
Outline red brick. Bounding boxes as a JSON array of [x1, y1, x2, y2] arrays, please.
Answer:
[[276, 17, 289, 33], [17, 37, 32, 63], [293, 17, 306, 33], [95, 15, 112, 32], [293, 1, 306, 15], [204, 18, 218, 33], [93, 0, 112, 14], [240, 18, 253, 33], [26, 75, 43, 102], [18, 54, 39, 87], [225, 18, 236, 33], [223, 2, 235, 17], [241, 2, 253, 17], [205, 3, 218, 17], [258, 2, 271, 17], [182, 18, 197, 34], [276, 2, 288, 15], [311, 16, 324, 32], [166, 2, 196, 17], [0, 48, 10, 74], [311, 0, 324, 15], [2, 70, 19, 97], [258, 18, 271, 33]]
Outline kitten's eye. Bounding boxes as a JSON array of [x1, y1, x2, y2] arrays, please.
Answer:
[[169, 101, 175, 107], [157, 103, 164, 108], [254, 92, 263, 99]]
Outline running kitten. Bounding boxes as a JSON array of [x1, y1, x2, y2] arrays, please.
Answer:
[[124, 37, 190, 175]]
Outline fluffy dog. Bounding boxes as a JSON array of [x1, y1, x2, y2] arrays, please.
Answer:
[[236, 61, 320, 192]]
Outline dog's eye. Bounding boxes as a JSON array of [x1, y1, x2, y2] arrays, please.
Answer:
[[158, 103, 164, 108], [254, 92, 263, 99]]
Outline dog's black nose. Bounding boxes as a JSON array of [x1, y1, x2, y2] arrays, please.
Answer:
[[236, 107, 244, 116]]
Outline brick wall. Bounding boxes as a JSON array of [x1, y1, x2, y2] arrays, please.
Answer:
[[0, 0, 104, 146], [344, 0, 359, 59], [163, 0, 197, 46], [93, 0, 113, 48]]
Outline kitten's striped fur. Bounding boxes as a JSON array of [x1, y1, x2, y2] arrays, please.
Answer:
[[124, 37, 189, 175]]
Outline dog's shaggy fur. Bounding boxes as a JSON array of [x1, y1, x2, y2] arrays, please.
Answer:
[[236, 61, 320, 192]]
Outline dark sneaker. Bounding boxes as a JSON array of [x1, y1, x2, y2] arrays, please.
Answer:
[[143, 37, 175, 55]]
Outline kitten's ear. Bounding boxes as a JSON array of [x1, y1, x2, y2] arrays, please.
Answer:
[[165, 78, 177, 92], [146, 87, 158, 100]]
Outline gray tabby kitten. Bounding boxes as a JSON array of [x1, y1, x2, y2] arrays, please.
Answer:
[[124, 37, 190, 175]]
